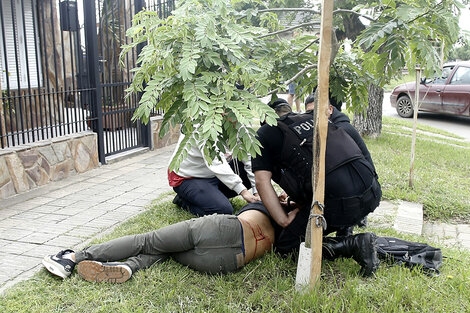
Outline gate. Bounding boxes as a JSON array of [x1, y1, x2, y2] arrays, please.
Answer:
[[84, 0, 174, 162], [0, 0, 175, 164]]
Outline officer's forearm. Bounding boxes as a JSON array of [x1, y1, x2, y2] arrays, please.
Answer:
[[255, 171, 290, 228]]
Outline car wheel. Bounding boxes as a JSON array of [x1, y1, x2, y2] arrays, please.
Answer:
[[396, 95, 414, 118]]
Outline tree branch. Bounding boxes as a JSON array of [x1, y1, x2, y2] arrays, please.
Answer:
[[333, 9, 375, 22], [254, 8, 375, 39], [296, 38, 319, 56], [255, 7, 375, 22], [406, 1, 444, 25], [258, 8, 320, 14], [257, 21, 320, 39], [265, 64, 317, 95]]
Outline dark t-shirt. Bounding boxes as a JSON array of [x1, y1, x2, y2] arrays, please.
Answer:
[[253, 113, 373, 199], [252, 123, 283, 176]]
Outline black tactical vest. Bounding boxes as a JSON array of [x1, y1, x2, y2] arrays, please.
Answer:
[[275, 112, 364, 204]]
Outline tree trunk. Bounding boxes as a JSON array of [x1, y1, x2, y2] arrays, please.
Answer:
[[352, 84, 383, 138]]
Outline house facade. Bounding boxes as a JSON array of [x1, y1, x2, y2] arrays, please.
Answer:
[[0, 0, 178, 199]]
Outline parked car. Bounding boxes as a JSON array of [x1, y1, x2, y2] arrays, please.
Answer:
[[390, 61, 470, 118]]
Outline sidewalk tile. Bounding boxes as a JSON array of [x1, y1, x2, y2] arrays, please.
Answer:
[[20, 232, 58, 244], [66, 226, 101, 238], [9, 211, 46, 220], [457, 224, 470, 234], [2, 242, 39, 254], [46, 199, 79, 207], [31, 205, 61, 214], [46, 235, 83, 247], [0, 209, 23, 219], [0, 218, 24, 228], [24, 244, 65, 258], [0, 228, 34, 241]]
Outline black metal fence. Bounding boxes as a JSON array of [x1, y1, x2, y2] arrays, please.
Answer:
[[0, 0, 175, 163]]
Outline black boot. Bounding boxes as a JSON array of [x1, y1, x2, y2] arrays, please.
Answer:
[[335, 226, 354, 237], [172, 194, 183, 207], [322, 233, 380, 277], [172, 195, 190, 212], [357, 216, 368, 228]]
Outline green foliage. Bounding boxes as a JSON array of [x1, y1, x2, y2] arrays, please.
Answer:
[[448, 32, 470, 61], [121, 0, 464, 168], [357, 0, 462, 84], [121, 0, 279, 170]]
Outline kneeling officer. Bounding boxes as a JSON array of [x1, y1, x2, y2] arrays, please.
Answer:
[[252, 98, 382, 276]]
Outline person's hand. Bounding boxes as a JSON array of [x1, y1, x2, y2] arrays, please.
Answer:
[[240, 190, 259, 203], [282, 208, 300, 228], [278, 191, 288, 203], [278, 192, 299, 210]]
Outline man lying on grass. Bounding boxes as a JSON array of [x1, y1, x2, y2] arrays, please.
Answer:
[[42, 201, 379, 283]]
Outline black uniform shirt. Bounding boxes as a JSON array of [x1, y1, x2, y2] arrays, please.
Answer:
[[252, 122, 284, 182]]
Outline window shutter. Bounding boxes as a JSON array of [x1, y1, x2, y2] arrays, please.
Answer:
[[0, 0, 41, 90], [0, 0, 20, 90]]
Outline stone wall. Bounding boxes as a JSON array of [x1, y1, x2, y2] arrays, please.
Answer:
[[0, 132, 98, 199], [0, 119, 179, 200], [150, 116, 180, 150]]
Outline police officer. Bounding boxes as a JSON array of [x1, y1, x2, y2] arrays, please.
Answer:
[[252, 98, 381, 277]]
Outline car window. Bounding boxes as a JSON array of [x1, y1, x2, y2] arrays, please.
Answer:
[[433, 66, 453, 84], [450, 66, 470, 85]]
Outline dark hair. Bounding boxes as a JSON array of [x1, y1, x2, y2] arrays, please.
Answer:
[[304, 94, 315, 106], [268, 98, 289, 109], [306, 87, 342, 111]]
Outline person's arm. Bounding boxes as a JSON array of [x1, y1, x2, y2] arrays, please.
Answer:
[[201, 148, 258, 202], [242, 157, 258, 195], [255, 170, 298, 228]]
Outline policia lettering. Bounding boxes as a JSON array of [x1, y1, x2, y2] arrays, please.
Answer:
[[275, 112, 381, 228], [291, 118, 315, 138]]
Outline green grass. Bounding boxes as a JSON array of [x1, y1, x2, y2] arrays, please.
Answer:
[[1, 200, 469, 312], [367, 117, 470, 222], [1, 117, 470, 311]]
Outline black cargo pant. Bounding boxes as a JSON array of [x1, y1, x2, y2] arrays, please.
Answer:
[[75, 214, 245, 274]]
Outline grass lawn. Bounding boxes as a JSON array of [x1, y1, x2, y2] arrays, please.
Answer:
[[366, 116, 470, 222], [1, 117, 469, 312], [1, 199, 469, 312]]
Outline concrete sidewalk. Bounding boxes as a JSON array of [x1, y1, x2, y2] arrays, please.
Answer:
[[0, 145, 468, 294], [0, 145, 175, 294]]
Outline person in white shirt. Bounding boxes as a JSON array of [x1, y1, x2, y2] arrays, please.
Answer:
[[169, 132, 259, 216]]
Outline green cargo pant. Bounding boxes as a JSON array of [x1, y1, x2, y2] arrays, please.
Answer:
[[75, 214, 245, 274]]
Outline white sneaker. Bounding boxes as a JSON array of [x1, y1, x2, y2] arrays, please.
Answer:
[[42, 249, 76, 279]]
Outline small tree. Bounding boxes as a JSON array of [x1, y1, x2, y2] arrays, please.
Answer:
[[122, 0, 463, 168], [121, 1, 281, 170], [448, 34, 470, 61]]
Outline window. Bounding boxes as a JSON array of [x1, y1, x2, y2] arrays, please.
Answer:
[[450, 66, 470, 85], [433, 66, 454, 85], [0, 0, 42, 90]]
